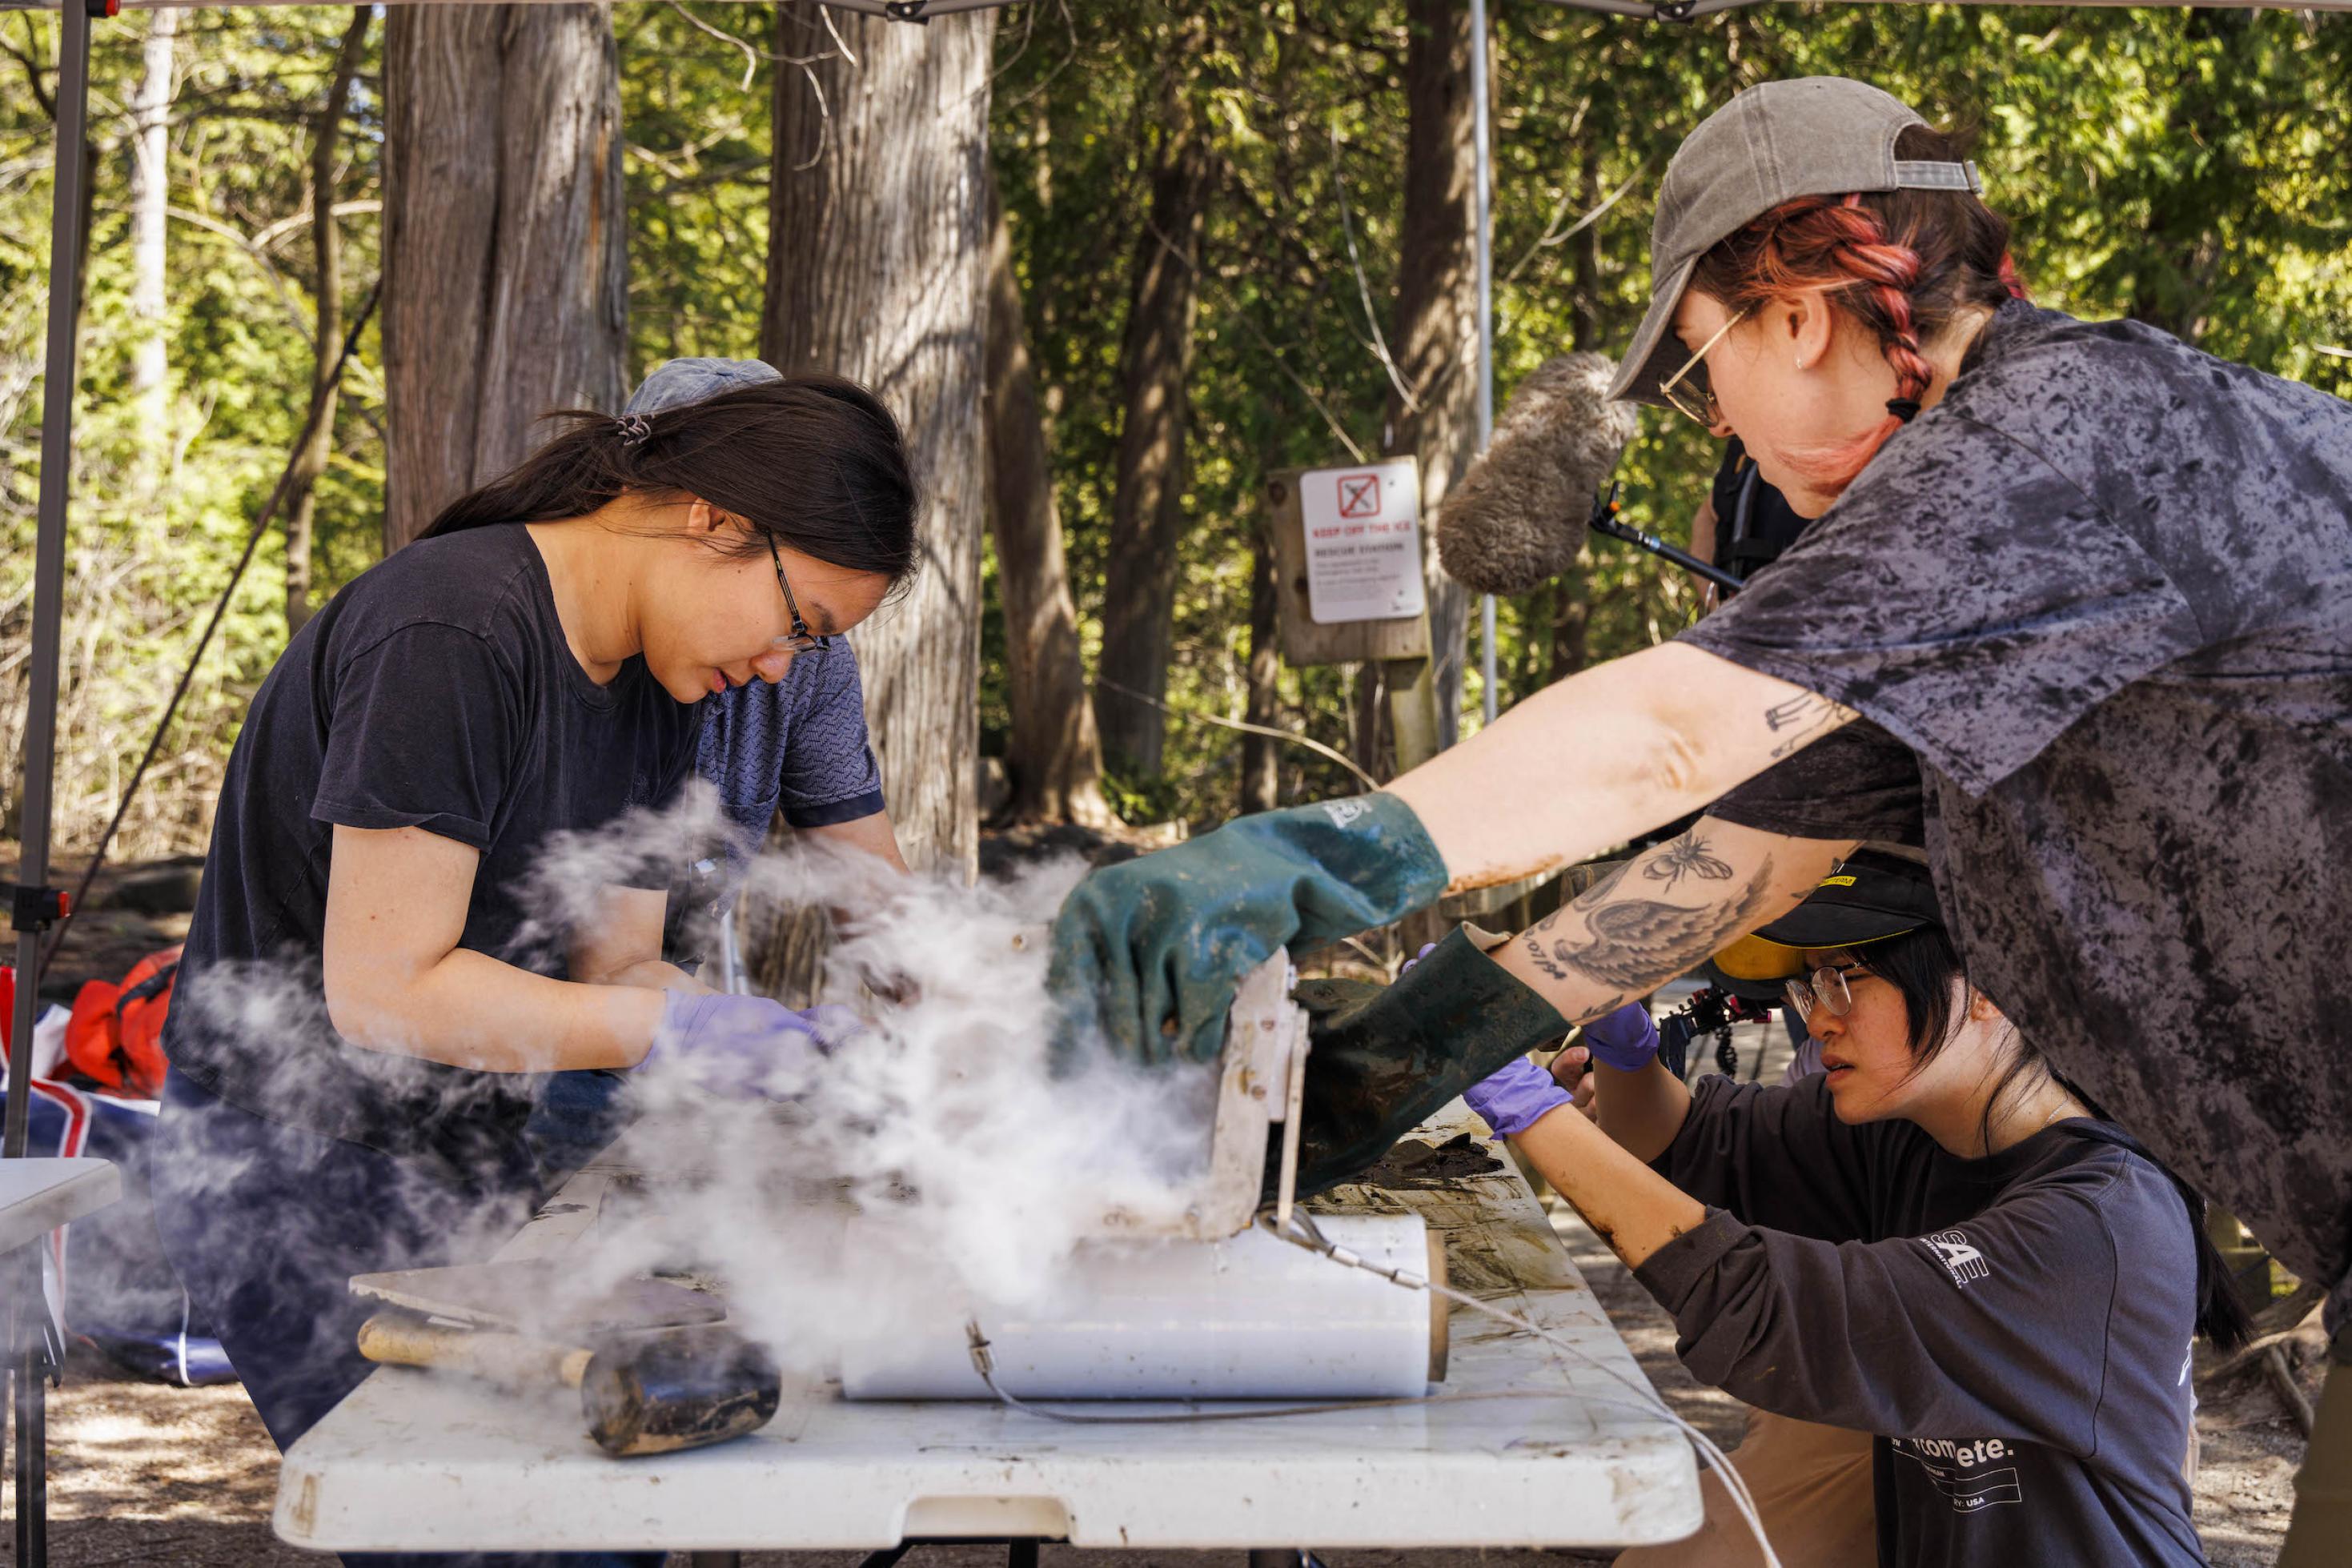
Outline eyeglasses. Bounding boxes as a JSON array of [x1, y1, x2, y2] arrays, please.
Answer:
[[765, 532, 833, 654], [1783, 962, 1872, 1025], [1659, 306, 1750, 428]]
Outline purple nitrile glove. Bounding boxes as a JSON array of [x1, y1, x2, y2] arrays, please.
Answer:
[[1463, 1054, 1572, 1138], [1579, 1001, 1660, 1073], [643, 992, 861, 1100]]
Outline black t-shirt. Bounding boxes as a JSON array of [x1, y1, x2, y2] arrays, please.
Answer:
[[1683, 300, 2352, 1332], [164, 524, 700, 1169], [1639, 1076, 2206, 1568], [1706, 435, 1812, 583]]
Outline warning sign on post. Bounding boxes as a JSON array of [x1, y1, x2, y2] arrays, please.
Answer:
[[1299, 459, 1425, 624]]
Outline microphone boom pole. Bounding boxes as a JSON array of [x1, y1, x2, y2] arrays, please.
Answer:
[[1587, 482, 1745, 594]]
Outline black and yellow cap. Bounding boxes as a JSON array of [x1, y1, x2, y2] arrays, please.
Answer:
[[1712, 847, 1942, 982]]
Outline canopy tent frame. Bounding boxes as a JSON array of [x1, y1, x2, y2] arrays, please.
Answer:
[[3, 1, 2347, 1562]]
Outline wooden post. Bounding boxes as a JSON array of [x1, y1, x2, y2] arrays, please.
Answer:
[[1384, 655, 1442, 775]]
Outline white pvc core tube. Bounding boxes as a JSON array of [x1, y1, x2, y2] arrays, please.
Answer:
[[839, 1213, 1441, 1401]]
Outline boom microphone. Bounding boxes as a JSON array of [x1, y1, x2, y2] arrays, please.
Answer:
[[1435, 351, 1638, 596]]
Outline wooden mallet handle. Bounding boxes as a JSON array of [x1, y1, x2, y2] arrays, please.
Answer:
[[356, 1312, 593, 1389]]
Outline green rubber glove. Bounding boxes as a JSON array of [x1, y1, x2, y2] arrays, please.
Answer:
[[1048, 793, 1448, 1067], [1264, 928, 1571, 1203]]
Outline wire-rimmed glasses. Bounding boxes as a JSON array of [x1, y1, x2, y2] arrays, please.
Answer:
[[1783, 961, 1872, 1025], [1659, 306, 1750, 428], [765, 532, 833, 654]]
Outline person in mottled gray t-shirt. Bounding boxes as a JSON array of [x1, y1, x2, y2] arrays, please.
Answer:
[[1041, 76, 2350, 1558]]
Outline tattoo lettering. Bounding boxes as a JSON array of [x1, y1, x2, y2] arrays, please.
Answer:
[[1541, 860, 1777, 992], [1644, 835, 1734, 892], [1523, 930, 1568, 981], [1763, 693, 1859, 759]]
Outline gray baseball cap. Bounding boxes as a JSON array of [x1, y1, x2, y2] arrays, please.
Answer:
[[1607, 77, 1981, 408], [624, 355, 783, 415]]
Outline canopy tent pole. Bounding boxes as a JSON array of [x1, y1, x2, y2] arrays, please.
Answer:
[[10, 0, 100, 1555], [7, 1, 98, 1161], [1470, 0, 1497, 727]]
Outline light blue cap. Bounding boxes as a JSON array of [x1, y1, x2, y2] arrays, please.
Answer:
[[624, 355, 783, 415]]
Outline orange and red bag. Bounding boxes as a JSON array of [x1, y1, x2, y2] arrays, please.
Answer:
[[63, 944, 180, 1100]]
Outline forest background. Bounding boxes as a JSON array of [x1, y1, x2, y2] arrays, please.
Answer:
[[2, 1, 2348, 948]]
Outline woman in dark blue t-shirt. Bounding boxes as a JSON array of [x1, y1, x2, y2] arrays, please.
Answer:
[[151, 375, 917, 1532]]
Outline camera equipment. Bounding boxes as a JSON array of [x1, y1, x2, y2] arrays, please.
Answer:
[[1587, 481, 1744, 596], [1656, 985, 1781, 1081]]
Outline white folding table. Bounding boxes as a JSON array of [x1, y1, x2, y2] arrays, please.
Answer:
[[0, 1158, 120, 1257], [275, 1105, 1702, 1561], [4, 1156, 124, 1568]]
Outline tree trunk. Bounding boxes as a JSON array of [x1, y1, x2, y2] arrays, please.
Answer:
[[761, 2, 995, 883], [1095, 71, 1213, 780], [983, 170, 1112, 828], [381, 3, 627, 552], [284, 9, 370, 636], [1240, 513, 1282, 815], [126, 10, 176, 459], [1384, 0, 1482, 750]]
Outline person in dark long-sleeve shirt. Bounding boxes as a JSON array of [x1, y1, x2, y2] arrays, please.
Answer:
[[1462, 850, 2248, 1567]]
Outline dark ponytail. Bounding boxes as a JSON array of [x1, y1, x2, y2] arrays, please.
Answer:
[[420, 373, 920, 587], [2057, 1120, 2254, 1352]]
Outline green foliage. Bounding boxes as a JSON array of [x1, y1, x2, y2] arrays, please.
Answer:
[[1, 6, 386, 853], [616, 0, 775, 371], [2, 2, 2347, 854], [994, 1, 2352, 828]]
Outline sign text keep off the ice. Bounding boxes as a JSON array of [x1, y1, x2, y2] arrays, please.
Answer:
[[1299, 459, 1426, 625]]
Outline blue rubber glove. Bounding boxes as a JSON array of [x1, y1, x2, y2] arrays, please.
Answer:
[[644, 993, 861, 1100], [1048, 793, 1449, 1068], [1579, 1001, 1661, 1073], [1463, 1055, 1571, 1138]]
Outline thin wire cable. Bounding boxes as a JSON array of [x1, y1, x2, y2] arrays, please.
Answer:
[[1091, 673, 1381, 792], [961, 1222, 1770, 1562], [1260, 1212, 1781, 1568], [37, 276, 383, 980], [955, 1211, 1779, 1565]]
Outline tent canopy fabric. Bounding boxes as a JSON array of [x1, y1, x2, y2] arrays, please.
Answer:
[[5, 0, 2346, 10], [2, 0, 2338, 11]]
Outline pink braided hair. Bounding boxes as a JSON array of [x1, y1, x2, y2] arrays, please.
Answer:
[[1698, 190, 2025, 495]]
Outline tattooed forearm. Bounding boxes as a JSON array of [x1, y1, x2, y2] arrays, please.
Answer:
[[1644, 835, 1733, 891], [1762, 692, 1860, 759], [1523, 930, 1569, 981], [1539, 860, 1777, 993]]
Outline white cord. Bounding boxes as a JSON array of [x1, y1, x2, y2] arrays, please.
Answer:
[[1258, 1211, 1784, 1568], [955, 1212, 1780, 1566]]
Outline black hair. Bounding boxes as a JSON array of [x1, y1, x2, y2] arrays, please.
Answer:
[[1841, 924, 2251, 1350], [420, 374, 920, 591]]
